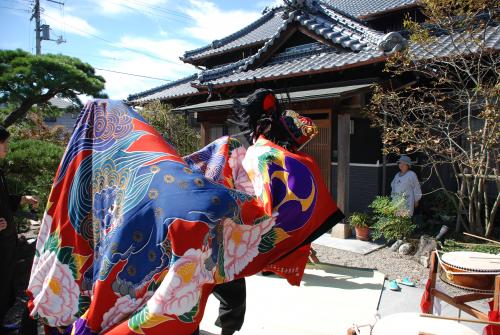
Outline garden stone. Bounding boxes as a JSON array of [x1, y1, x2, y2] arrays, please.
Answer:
[[390, 239, 403, 252], [420, 255, 430, 268], [414, 235, 438, 268], [399, 242, 413, 255]]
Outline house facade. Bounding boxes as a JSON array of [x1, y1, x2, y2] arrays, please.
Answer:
[[127, 0, 499, 227], [43, 96, 81, 132]]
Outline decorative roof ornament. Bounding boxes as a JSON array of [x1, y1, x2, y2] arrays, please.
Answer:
[[378, 32, 408, 54], [211, 40, 222, 49], [282, 0, 319, 18], [284, 0, 317, 9]]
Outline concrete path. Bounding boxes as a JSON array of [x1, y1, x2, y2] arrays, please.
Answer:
[[378, 281, 487, 334], [313, 233, 384, 255], [200, 264, 384, 335]]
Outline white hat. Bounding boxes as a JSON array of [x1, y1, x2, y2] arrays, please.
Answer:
[[397, 155, 412, 166]]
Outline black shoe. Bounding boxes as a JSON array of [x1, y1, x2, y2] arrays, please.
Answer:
[[221, 329, 236, 335]]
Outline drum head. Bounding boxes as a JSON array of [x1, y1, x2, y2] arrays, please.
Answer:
[[372, 313, 478, 335], [441, 251, 500, 271]]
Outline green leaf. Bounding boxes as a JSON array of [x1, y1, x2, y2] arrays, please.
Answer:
[[0, 49, 105, 126], [258, 229, 277, 253], [254, 214, 271, 226], [128, 305, 149, 333], [178, 303, 199, 323], [57, 246, 77, 278], [128, 305, 173, 334], [43, 232, 60, 253], [78, 295, 91, 316], [147, 280, 160, 292]]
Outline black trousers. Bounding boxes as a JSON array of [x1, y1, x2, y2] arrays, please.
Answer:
[[192, 278, 246, 335], [0, 237, 17, 326]]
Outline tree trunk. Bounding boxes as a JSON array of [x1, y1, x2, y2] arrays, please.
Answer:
[[486, 191, 499, 237], [2, 100, 35, 127]]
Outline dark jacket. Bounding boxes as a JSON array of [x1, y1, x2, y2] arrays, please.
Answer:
[[0, 168, 21, 242]]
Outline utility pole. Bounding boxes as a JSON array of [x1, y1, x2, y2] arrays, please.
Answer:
[[31, 0, 66, 55], [32, 0, 41, 55]]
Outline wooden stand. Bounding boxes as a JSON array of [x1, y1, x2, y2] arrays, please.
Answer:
[[425, 251, 500, 321]]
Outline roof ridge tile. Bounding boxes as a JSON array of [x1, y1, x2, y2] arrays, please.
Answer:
[[182, 8, 279, 60]]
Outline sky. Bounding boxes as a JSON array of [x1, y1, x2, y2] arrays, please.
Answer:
[[0, 0, 283, 101]]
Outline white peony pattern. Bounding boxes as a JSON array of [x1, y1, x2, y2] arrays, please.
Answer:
[[148, 248, 212, 316], [242, 145, 272, 197], [101, 292, 154, 331], [30, 213, 53, 278], [229, 146, 254, 195], [223, 217, 274, 280], [28, 251, 80, 326]]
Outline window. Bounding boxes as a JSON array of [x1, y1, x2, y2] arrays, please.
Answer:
[[209, 125, 224, 142], [208, 124, 249, 147]]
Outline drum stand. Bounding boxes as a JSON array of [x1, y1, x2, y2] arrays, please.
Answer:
[[425, 250, 500, 321]]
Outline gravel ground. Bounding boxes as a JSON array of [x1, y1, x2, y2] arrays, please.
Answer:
[[312, 243, 430, 288]]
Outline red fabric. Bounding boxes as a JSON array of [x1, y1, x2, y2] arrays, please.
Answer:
[[420, 278, 433, 314], [483, 300, 500, 335], [263, 244, 311, 286], [262, 94, 277, 114]]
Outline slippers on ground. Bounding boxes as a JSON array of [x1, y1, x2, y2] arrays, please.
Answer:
[[388, 280, 401, 291], [397, 277, 415, 287]]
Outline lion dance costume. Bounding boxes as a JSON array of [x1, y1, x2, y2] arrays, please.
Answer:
[[27, 91, 343, 335]]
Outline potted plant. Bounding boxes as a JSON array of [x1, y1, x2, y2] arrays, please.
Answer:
[[348, 212, 372, 241]]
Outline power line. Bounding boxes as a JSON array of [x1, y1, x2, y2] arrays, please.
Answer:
[[68, 1, 191, 25], [93, 67, 173, 81], [104, 0, 191, 24], [96, 0, 192, 20], [39, 49, 174, 81], [43, 48, 128, 61], [129, 0, 192, 19], [43, 12, 183, 65], [0, 5, 30, 12]]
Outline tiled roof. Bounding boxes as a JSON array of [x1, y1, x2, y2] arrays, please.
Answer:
[[196, 25, 500, 89], [181, 9, 283, 62], [181, 1, 414, 62], [48, 96, 80, 109], [194, 7, 405, 84], [195, 44, 384, 88], [411, 25, 500, 59], [128, 74, 201, 103], [323, 0, 418, 19], [130, 24, 500, 102]]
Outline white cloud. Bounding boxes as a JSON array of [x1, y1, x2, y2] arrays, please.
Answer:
[[73, 1, 265, 99], [256, 0, 284, 10], [181, 0, 261, 43], [96, 36, 198, 99], [44, 7, 98, 37], [89, 0, 170, 16]]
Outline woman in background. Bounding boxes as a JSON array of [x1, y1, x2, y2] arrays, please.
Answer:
[[390, 155, 422, 218]]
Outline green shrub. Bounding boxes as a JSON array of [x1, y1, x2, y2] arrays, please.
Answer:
[[369, 195, 415, 241], [442, 240, 500, 254], [348, 212, 372, 228], [1, 139, 65, 218]]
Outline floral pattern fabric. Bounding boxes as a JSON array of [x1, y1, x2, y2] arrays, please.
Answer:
[[27, 100, 342, 335]]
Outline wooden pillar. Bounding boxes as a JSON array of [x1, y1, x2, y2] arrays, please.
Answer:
[[331, 112, 351, 239], [200, 122, 211, 147]]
